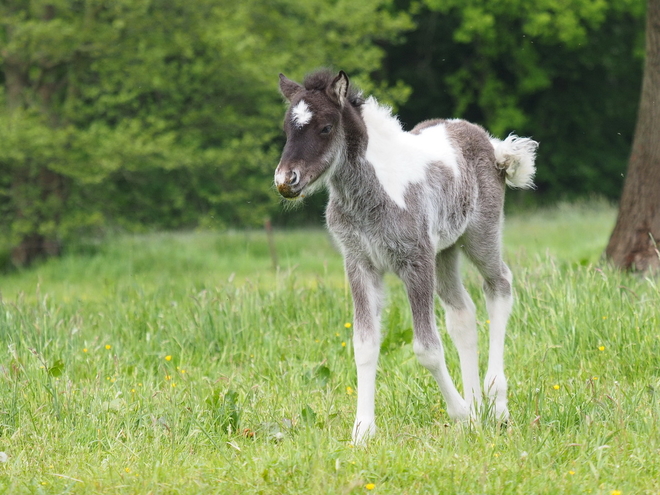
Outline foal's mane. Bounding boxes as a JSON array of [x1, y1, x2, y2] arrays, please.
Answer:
[[303, 69, 365, 108]]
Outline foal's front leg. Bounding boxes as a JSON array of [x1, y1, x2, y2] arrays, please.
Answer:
[[346, 257, 384, 446], [400, 259, 469, 421]]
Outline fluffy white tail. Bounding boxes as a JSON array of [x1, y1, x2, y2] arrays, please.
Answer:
[[490, 134, 538, 189]]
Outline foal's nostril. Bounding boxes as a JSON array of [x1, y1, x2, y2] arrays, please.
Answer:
[[289, 170, 300, 186]]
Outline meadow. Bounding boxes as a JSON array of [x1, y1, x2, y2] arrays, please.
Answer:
[[1, 201, 660, 494]]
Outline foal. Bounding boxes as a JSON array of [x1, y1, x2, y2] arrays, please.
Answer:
[[274, 69, 537, 445]]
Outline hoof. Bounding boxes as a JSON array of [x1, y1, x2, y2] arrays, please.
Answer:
[[352, 419, 376, 446]]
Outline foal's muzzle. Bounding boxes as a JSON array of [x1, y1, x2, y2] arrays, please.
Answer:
[[275, 166, 303, 198]]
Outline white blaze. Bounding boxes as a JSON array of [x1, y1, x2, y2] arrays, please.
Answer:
[[292, 100, 313, 128]]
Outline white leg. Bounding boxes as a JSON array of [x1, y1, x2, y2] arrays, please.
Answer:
[[444, 296, 481, 413], [352, 336, 379, 444], [413, 340, 470, 420], [345, 259, 384, 446], [484, 292, 512, 420]]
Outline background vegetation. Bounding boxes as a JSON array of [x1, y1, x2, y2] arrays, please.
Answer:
[[0, 0, 648, 265]]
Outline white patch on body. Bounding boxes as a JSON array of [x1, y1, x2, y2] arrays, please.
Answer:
[[291, 100, 313, 128], [361, 97, 459, 209]]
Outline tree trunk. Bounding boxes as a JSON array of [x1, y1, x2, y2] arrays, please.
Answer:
[[605, 0, 660, 272]]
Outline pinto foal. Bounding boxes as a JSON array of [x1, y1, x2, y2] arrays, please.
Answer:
[[274, 69, 537, 445]]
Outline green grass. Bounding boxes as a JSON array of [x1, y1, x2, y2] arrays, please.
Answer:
[[2, 202, 660, 494]]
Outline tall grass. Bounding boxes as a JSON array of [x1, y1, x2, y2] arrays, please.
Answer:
[[1, 202, 659, 494]]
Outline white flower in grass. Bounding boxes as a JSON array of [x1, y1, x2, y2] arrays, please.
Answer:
[[0, 452, 8, 463]]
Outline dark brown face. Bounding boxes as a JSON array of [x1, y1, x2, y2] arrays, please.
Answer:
[[275, 72, 349, 199]]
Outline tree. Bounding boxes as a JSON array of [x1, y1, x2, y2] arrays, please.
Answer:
[[1, 0, 412, 266], [606, 0, 660, 272], [384, 0, 646, 202]]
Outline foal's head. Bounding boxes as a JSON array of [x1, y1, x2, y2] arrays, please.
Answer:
[[275, 70, 364, 199]]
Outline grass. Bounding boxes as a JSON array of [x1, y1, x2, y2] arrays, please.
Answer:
[[1, 201, 659, 494]]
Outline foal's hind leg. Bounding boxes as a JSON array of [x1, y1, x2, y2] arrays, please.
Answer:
[[435, 246, 481, 413], [463, 232, 512, 421]]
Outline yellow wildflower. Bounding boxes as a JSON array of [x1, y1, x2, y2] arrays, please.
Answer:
[[105, 344, 112, 350], [553, 384, 560, 390], [344, 322, 352, 328], [165, 355, 172, 361], [365, 483, 375, 490]]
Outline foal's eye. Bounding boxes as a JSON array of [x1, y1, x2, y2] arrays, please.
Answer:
[[321, 124, 333, 135]]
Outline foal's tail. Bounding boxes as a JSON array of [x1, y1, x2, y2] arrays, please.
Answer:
[[490, 134, 538, 189]]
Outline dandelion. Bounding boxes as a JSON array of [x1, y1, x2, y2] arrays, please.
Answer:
[[165, 375, 172, 380], [593, 376, 599, 380], [171, 383, 176, 388], [569, 470, 575, 475], [105, 344, 112, 350], [83, 348, 88, 353], [611, 491, 621, 495], [346, 386, 354, 395], [335, 332, 340, 337], [365, 483, 375, 490], [344, 322, 352, 329], [165, 355, 172, 361], [598, 346, 605, 351], [553, 384, 560, 390], [125, 467, 131, 473], [131, 389, 136, 393], [602, 316, 608, 320], [486, 320, 491, 324], [341, 342, 347, 347], [180, 369, 186, 374]]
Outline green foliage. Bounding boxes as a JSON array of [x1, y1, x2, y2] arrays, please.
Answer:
[[0, 0, 412, 262], [0, 0, 650, 263], [386, 0, 646, 200]]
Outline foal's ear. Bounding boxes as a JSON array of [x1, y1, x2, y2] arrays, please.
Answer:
[[329, 71, 349, 105], [279, 73, 303, 102]]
